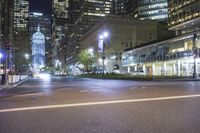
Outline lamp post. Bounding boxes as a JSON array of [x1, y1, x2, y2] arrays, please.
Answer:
[[99, 32, 109, 76], [24, 54, 29, 74], [111, 55, 116, 73], [87, 48, 94, 72], [193, 34, 198, 78], [0, 53, 3, 74], [25, 54, 29, 59]]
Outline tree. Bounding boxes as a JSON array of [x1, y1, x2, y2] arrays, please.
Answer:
[[77, 50, 96, 72]]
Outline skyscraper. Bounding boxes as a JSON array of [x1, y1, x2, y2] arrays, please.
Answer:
[[14, 0, 29, 30], [13, 0, 29, 72], [0, 0, 14, 74], [0, 0, 13, 45], [29, 12, 51, 66], [52, 0, 69, 64], [168, 0, 200, 34], [127, 0, 168, 22], [112, 0, 128, 15], [32, 26, 46, 72]]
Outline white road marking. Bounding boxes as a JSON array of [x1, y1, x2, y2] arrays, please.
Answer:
[[80, 89, 90, 92], [0, 94, 200, 113], [14, 92, 45, 97]]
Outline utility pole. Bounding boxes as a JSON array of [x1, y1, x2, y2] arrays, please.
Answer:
[[0, 1, 2, 72], [193, 34, 198, 79]]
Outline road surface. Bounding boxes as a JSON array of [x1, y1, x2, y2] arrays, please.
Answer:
[[0, 76, 200, 133]]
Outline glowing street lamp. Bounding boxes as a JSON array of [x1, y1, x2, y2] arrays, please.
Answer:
[[99, 31, 109, 76], [99, 35, 104, 40], [25, 54, 29, 59], [103, 32, 109, 38], [0, 53, 3, 59], [110, 55, 116, 60], [88, 48, 93, 54]]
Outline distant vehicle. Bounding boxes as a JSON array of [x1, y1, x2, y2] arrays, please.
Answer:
[[34, 72, 51, 79], [131, 70, 145, 76], [94, 69, 106, 74]]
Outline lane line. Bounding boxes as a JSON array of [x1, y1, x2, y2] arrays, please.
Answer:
[[0, 94, 200, 113]]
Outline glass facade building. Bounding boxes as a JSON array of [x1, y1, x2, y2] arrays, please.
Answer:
[[126, 0, 168, 22], [14, 0, 29, 29], [168, 0, 200, 34], [136, 0, 168, 21], [13, 0, 29, 72], [112, 0, 128, 15], [122, 33, 200, 76], [52, 0, 69, 64]]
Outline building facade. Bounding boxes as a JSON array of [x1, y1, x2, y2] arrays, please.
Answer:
[[29, 12, 52, 66], [65, 0, 113, 66], [112, 0, 128, 15], [122, 33, 200, 77], [168, 0, 200, 35], [13, 0, 29, 73], [52, 0, 69, 66], [32, 26, 46, 73], [0, 0, 14, 74], [79, 16, 159, 73], [0, 0, 13, 46], [123, 0, 200, 77], [126, 0, 168, 22]]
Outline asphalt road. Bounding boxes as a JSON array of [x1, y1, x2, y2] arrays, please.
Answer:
[[0, 76, 200, 133]]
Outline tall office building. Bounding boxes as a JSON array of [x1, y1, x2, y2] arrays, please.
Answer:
[[29, 12, 52, 66], [14, 0, 29, 30], [65, 0, 113, 65], [68, 0, 81, 24], [0, 0, 14, 73], [127, 0, 168, 22], [13, 0, 29, 72], [52, 0, 69, 64], [112, 0, 128, 15], [168, 0, 200, 34], [0, 0, 13, 46]]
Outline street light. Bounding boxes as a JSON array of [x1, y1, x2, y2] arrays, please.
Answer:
[[25, 53, 29, 59], [0, 53, 3, 59], [99, 31, 109, 76], [193, 34, 198, 79], [110, 55, 116, 73], [103, 32, 109, 38], [88, 48, 94, 56], [0, 53, 3, 74]]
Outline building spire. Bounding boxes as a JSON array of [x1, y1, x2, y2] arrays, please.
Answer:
[[37, 25, 40, 32]]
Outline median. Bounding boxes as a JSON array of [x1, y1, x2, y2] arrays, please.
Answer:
[[79, 74, 191, 81]]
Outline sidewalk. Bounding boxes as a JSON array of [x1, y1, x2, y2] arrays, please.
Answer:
[[0, 76, 30, 90], [0, 77, 30, 98]]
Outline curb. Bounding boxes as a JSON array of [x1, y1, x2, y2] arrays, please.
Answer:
[[0, 77, 30, 90], [9, 77, 30, 88]]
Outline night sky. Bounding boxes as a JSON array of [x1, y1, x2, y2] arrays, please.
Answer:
[[29, 0, 52, 16]]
